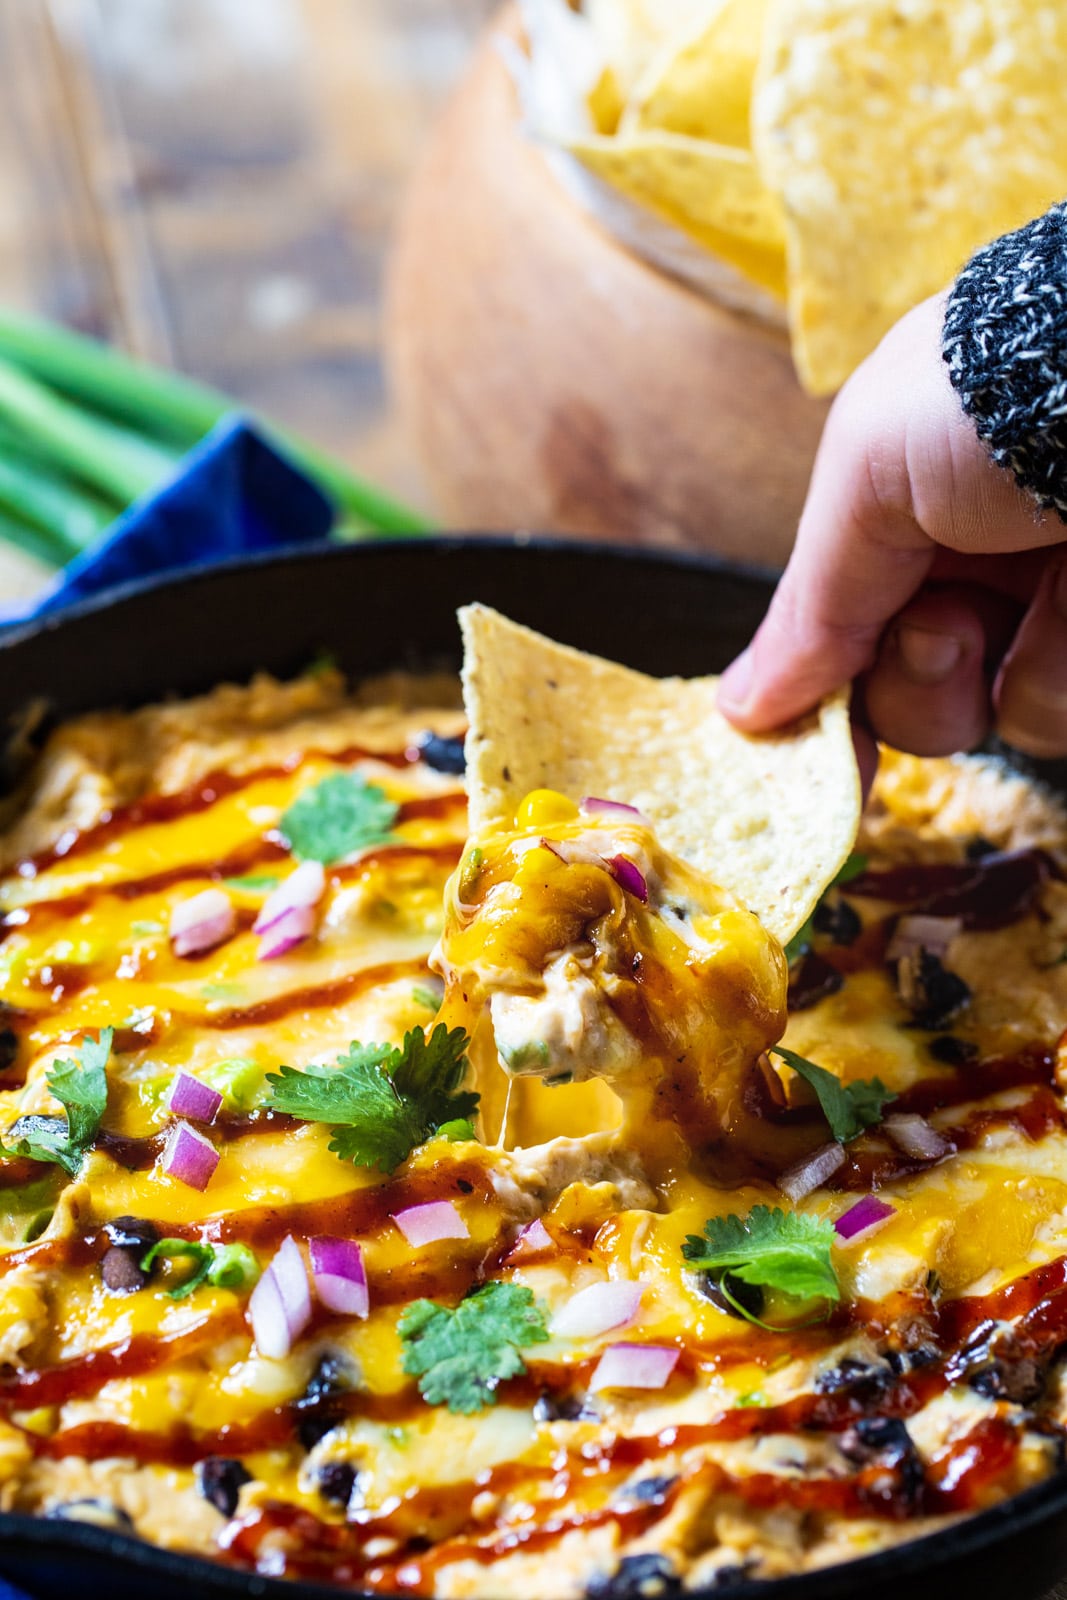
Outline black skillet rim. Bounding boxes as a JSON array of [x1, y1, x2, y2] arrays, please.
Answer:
[[0, 533, 1064, 1600]]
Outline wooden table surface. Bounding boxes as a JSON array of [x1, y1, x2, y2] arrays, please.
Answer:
[[0, 0, 496, 600]]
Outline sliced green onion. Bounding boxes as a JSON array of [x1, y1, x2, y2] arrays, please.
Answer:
[[207, 1242, 259, 1291], [141, 1238, 214, 1300], [141, 1237, 259, 1300]]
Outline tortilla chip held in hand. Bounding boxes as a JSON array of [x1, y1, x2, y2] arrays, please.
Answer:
[[460, 603, 860, 945]]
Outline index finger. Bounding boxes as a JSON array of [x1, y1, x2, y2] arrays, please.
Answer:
[[718, 297, 1059, 732]]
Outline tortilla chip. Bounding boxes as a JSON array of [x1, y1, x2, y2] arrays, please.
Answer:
[[566, 130, 788, 299], [460, 605, 860, 945], [753, 0, 1067, 395], [624, 0, 770, 149], [583, 0, 722, 95]]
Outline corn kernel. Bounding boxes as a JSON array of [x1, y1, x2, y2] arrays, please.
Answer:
[[515, 790, 578, 828]]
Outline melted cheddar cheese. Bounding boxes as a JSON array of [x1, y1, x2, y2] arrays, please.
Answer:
[[0, 673, 1066, 1597]]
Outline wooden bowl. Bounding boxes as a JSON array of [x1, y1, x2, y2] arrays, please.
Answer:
[[385, 4, 830, 568]]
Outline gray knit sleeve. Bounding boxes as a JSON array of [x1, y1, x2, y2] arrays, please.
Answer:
[[942, 202, 1067, 522]]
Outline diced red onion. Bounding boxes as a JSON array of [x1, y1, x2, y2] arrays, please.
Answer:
[[778, 1141, 846, 1202], [551, 1280, 644, 1338], [256, 902, 317, 961], [392, 1199, 470, 1247], [885, 1113, 952, 1162], [254, 860, 326, 935], [590, 1343, 679, 1393], [581, 796, 649, 826], [607, 855, 648, 903], [886, 914, 963, 964], [834, 1195, 897, 1241], [309, 1235, 369, 1319], [509, 1218, 553, 1257], [161, 1120, 220, 1191], [249, 1235, 312, 1360], [540, 836, 606, 869], [167, 1071, 223, 1125], [169, 887, 235, 958]]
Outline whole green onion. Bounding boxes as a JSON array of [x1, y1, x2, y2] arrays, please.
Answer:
[[0, 311, 428, 537]]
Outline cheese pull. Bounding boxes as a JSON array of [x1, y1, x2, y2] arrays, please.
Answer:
[[433, 790, 787, 1155]]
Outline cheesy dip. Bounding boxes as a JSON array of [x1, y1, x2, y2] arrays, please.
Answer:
[[1, 667, 1067, 1597]]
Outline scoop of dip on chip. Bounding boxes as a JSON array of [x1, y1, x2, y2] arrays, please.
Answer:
[[434, 605, 861, 1157]]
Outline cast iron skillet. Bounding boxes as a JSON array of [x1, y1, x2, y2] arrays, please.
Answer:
[[0, 537, 1065, 1600]]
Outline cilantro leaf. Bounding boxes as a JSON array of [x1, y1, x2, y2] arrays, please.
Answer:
[[4, 1029, 112, 1175], [50, 1031, 111, 1151], [784, 852, 868, 963], [266, 1024, 478, 1173], [390, 1025, 478, 1128], [683, 1205, 840, 1312], [280, 772, 398, 864], [398, 1282, 550, 1413], [771, 1044, 895, 1144]]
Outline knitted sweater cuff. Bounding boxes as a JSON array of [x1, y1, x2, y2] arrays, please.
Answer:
[[942, 201, 1067, 522]]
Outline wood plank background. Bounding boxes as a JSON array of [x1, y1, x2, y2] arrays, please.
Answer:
[[0, 0, 496, 600]]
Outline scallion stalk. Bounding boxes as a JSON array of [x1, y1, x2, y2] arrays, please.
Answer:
[[0, 311, 429, 536], [0, 452, 112, 560], [0, 505, 67, 570], [0, 359, 177, 505]]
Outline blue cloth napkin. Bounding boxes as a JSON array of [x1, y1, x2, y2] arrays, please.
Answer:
[[7, 414, 334, 623]]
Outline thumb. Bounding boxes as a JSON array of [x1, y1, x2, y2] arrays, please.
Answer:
[[719, 310, 941, 731]]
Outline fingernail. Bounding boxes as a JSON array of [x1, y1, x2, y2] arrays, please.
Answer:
[[897, 625, 963, 684], [719, 648, 754, 712]]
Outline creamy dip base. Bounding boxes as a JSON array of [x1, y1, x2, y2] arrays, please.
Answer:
[[0, 670, 1066, 1596]]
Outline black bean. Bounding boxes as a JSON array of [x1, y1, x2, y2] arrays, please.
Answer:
[[839, 1415, 925, 1505], [0, 1028, 18, 1073], [101, 1246, 150, 1295], [885, 1344, 940, 1376], [929, 1034, 979, 1066], [965, 836, 998, 861], [787, 950, 844, 1011], [615, 1475, 678, 1508], [708, 1567, 757, 1592], [295, 1351, 356, 1449], [100, 1216, 160, 1295], [947, 1321, 1048, 1404], [298, 1414, 338, 1451], [969, 1357, 1047, 1404], [300, 1351, 355, 1406], [899, 950, 971, 1029], [104, 1216, 160, 1251], [815, 1356, 893, 1400], [694, 1271, 764, 1322], [416, 732, 466, 775], [318, 1462, 358, 1507], [196, 1457, 252, 1518], [47, 1498, 134, 1530], [533, 1390, 599, 1424], [813, 897, 862, 946], [7, 1113, 66, 1146], [587, 1554, 681, 1600]]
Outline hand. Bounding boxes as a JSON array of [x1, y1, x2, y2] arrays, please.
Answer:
[[718, 292, 1067, 758]]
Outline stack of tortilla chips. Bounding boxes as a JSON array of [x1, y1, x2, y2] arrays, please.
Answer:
[[521, 0, 1067, 395]]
